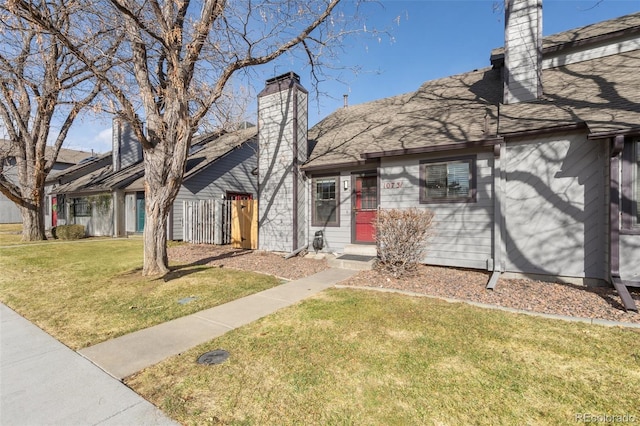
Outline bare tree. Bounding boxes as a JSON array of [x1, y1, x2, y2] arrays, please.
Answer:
[[13, 0, 356, 275], [0, 4, 104, 241]]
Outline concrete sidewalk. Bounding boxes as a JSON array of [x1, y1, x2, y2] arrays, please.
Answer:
[[1, 268, 356, 425], [80, 268, 357, 379], [0, 303, 178, 426]]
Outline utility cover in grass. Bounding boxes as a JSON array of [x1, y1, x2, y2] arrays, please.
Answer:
[[197, 350, 229, 365]]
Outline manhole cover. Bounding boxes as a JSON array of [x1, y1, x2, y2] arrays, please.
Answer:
[[197, 349, 229, 365]]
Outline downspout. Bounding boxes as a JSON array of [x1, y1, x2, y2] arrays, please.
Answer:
[[487, 142, 504, 290], [609, 135, 637, 311]]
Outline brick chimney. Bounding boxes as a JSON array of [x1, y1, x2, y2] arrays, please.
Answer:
[[503, 0, 543, 104]]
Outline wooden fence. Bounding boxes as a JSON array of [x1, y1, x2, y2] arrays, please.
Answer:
[[231, 199, 258, 249], [182, 199, 232, 244]]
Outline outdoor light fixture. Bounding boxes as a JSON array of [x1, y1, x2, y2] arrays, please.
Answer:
[[343, 180, 349, 190]]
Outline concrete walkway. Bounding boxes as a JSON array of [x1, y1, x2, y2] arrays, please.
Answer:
[[1, 268, 356, 424], [80, 268, 357, 379]]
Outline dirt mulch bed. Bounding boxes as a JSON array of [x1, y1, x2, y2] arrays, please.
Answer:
[[168, 244, 329, 280], [169, 244, 640, 326], [344, 264, 640, 326]]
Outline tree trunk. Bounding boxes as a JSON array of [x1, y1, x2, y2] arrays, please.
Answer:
[[142, 199, 169, 276], [140, 123, 191, 276], [20, 191, 46, 241]]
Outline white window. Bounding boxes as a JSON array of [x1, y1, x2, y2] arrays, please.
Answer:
[[313, 177, 339, 226], [420, 156, 476, 203]]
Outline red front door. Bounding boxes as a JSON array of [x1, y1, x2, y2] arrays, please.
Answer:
[[51, 196, 57, 227], [354, 175, 377, 243]]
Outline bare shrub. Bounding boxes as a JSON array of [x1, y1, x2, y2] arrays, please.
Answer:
[[52, 225, 86, 240], [375, 208, 435, 277]]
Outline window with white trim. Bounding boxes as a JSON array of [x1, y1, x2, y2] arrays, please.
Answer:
[[420, 156, 476, 203]]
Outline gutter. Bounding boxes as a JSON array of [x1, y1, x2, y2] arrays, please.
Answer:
[[588, 127, 640, 140], [499, 122, 588, 140], [486, 142, 505, 290]]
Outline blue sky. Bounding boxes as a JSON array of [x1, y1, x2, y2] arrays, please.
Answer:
[[63, 0, 640, 154]]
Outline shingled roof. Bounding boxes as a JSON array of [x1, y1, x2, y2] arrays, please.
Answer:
[[304, 93, 411, 170], [490, 11, 640, 62], [304, 12, 640, 169], [500, 48, 640, 135], [0, 139, 92, 165], [53, 127, 257, 195]]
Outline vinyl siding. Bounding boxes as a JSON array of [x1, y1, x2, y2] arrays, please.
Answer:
[[0, 165, 21, 223], [619, 234, 640, 280], [258, 88, 297, 252], [113, 119, 142, 171], [0, 195, 21, 223], [172, 141, 257, 241], [543, 34, 640, 69], [70, 194, 114, 237], [380, 152, 494, 270], [504, 132, 607, 279]]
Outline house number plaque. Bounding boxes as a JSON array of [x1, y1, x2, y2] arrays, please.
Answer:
[[383, 181, 403, 189]]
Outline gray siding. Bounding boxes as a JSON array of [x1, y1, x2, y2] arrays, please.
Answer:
[[172, 141, 257, 241], [258, 87, 298, 252], [504, 132, 607, 279], [113, 119, 142, 172], [380, 152, 494, 270], [619, 234, 640, 280], [0, 195, 21, 223], [0, 164, 21, 223], [70, 194, 114, 237]]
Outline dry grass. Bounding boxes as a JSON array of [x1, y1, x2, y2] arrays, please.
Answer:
[[0, 223, 23, 245], [0, 238, 282, 349], [127, 289, 640, 425]]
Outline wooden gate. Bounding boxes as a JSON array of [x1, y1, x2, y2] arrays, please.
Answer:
[[231, 199, 258, 249], [183, 199, 231, 244]]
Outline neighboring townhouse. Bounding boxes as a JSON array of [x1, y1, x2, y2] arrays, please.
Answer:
[[47, 118, 258, 239], [257, 3, 640, 310], [0, 140, 92, 224]]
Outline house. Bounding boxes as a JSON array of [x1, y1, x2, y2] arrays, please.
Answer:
[[47, 118, 258, 239], [257, 2, 640, 310], [0, 140, 92, 224]]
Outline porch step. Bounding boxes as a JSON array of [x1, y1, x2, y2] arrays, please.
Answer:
[[328, 254, 376, 271], [343, 244, 377, 257]]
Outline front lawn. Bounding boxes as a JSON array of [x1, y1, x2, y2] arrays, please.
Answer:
[[0, 223, 23, 245], [0, 239, 282, 349], [127, 289, 640, 425]]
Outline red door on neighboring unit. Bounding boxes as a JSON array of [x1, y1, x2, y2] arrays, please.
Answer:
[[51, 196, 57, 227], [354, 175, 377, 243]]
